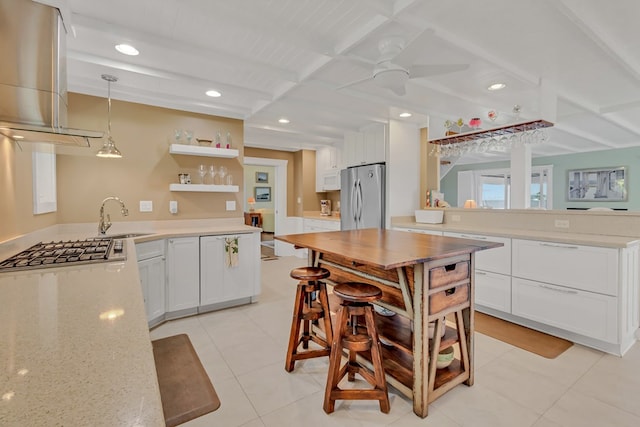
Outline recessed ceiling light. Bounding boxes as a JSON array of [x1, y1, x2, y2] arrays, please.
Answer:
[[278, 118, 290, 124], [399, 112, 412, 118], [13, 135, 24, 140], [205, 90, 221, 97], [487, 83, 506, 91], [115, 44, 139, 56]]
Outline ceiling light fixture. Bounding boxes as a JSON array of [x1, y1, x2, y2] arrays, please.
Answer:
[[399, 112, 412, 118], [205, 89, 221, 97], [487, 82, 506, 91], [278, 118, 290, 124], [115, 44, 139, 56], [96, 74, 123, 158]]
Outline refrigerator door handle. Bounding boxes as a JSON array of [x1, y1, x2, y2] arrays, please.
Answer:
[[356, 179, 363, 224], [350, 178, 358, 223]]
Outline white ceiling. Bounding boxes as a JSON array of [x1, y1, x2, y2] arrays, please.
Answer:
[[60, 0, 640, 164]]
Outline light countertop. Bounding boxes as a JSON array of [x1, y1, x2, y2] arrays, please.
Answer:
[[302, 211, 340, 221], [392, 221, 639, 249], [0, 219, 260, 426]]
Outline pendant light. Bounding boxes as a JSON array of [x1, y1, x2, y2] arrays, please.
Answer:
[[96, 74, 123, 158]]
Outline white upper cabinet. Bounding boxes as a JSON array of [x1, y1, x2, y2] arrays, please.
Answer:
[[343, 123, 386, 167], [316, 145, 342, 192]]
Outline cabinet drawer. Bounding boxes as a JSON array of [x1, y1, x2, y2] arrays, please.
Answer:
[[429, 261, 469, 289], [136, 239, 164, 261], [429, 283, 470, 315], [475, 270, 511, 312], [512, 239, 618, 296], [444, 232, 511, 275], [512, 277, 617, 343]]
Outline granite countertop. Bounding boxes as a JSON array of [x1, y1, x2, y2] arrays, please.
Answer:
[[392, 221, 639, 249], [0, 219, 259, 426]]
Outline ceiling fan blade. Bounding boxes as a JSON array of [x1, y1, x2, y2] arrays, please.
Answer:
[[389, 84, 406, 96], [336, 75, 374, 91], [409, 64, 469, 78]]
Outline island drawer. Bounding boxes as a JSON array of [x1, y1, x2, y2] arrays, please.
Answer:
[[429, 260, 469, 289], [429, 282, 470, 315]]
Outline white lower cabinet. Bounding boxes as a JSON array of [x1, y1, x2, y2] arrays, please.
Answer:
[[166, 237, 200, 316], [200, 233, 259, 308], [136, 240, 166, 327], [444, 232, 512, 313], [475, 270, 511, 312], [512, 277, 617, 343]]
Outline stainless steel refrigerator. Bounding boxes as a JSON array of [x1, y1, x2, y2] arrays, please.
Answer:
[[340, 163, 385, 230]]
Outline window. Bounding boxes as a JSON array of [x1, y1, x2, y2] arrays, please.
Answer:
[[457, 165, 552, 209]]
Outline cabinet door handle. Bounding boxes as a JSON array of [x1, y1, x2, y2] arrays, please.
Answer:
[[539, 284, 578, 294], [540, 243, 578, 249], [475, 271, 487, 276], [460, 234, 486, 240]]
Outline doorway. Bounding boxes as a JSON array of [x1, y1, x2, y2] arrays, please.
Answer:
[[244, 157, 287, 256]]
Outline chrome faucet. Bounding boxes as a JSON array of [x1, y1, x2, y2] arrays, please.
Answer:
[[98, 196, 129, 235]]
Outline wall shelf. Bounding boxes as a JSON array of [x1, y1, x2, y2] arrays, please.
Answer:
[[169, 143, 238, 158], [169, 184, 239, 192], [429, 119, 553, 145]]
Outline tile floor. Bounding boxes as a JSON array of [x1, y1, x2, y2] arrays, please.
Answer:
[[150, 255, 640, 426]]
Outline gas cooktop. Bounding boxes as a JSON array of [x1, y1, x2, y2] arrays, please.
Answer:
[[0, 237, 126, 272]]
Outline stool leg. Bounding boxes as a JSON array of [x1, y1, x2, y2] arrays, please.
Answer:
[[364, 305, 390, 413], [285, 284, 306, 372], [324, 305, 348, 414], [317, 282, 333, 347]]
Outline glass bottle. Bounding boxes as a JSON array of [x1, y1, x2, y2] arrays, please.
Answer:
[[225, 131, 232, 149]]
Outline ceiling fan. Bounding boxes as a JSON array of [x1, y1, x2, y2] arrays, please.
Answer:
[[338, 32, 469, 96]]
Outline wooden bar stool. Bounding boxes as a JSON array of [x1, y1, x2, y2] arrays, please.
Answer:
[[285, 266, 333, 372], [323, 282, 390, 414]]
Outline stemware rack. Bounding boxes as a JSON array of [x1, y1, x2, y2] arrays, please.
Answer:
[[429, 119, 553, 146]]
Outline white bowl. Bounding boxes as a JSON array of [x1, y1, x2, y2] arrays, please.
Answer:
[[415, 209, 444, 224], [436, 346, 454, 369]]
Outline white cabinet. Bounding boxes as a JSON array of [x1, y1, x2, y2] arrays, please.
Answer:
[[444, 233, 511, 275], [393, 227, 442, 236], [343, 123, 386, 167], [200, 233, 260, 308], [512, 239, 617, 295], [316, 146, 342, 192], [136, 240, 166, 327], [512, 277, 617, 343], [444, 232, 511, 312], [475, 270, 511, 312], [166, 237, 200, 316], [303, 218, 340, 232]]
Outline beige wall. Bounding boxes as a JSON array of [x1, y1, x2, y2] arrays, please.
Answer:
[[244, 147, 296, 215], [0, 137, 58, 241], [57, 93, 245, 225]]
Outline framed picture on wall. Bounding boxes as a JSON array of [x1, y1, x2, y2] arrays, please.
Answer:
[[567, 166, 627, 201], [255, 186, 271, 202], [255, 172, 268, 183]]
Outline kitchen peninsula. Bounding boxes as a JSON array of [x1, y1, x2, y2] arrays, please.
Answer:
[[276, 228, 501, 417]]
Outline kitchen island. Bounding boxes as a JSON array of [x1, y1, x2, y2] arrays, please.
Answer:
[[276, 228, 501, 417]]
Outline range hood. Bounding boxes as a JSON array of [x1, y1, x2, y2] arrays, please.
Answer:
[[0, 0, 103, 147]]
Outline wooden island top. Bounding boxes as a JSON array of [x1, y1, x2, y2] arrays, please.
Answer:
[[276, 228, 501, 269], [276, 228, 502, 418]]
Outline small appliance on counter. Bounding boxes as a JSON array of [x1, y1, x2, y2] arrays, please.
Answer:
[[320, 200, 332, 216]]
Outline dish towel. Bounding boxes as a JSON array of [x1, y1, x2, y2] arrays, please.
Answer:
[[224, 237, 239, 267]]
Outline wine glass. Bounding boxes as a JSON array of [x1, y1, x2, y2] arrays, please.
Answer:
[[184, 130, 195, 145], [214, 131, 222, 148], [217, 166, 227, 185], [456, 118, 464, 133], [209, 165, 217, 184], [174, 129, 183, 144], [225, 131, 232, 149], [198, 164, 207, 184], [487, 110, 497, 123]]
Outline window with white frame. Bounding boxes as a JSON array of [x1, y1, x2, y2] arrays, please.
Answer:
[[457, 165, 552, 209]]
